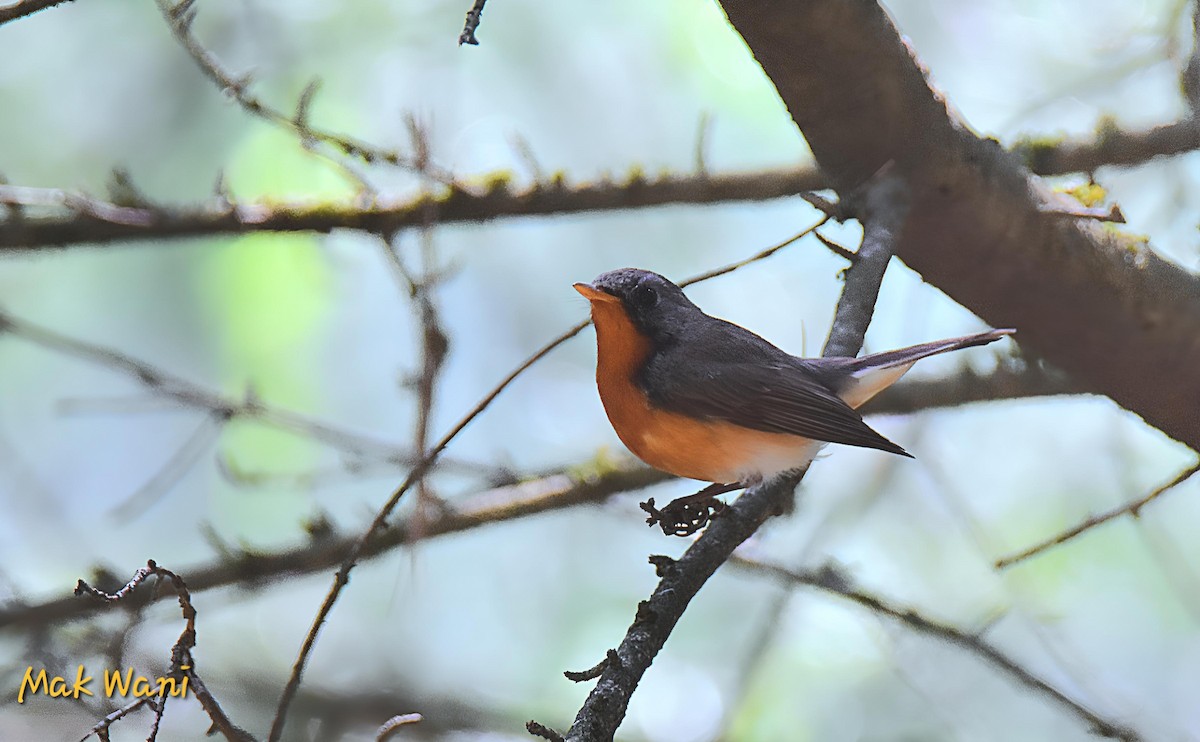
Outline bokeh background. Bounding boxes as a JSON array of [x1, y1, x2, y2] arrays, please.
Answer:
[[2, 0, 1199, 740]]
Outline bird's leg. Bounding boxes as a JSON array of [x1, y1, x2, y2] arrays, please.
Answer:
[[640, 482, 745, 537]]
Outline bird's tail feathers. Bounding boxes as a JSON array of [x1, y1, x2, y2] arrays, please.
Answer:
[[838, 329, 1014, 409], [850, 329, 1014, 374]]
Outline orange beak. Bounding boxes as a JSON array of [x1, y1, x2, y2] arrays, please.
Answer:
[[573, 282, 618, 303]]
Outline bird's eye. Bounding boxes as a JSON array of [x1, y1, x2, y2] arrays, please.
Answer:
[[631, 284, 659, 310]]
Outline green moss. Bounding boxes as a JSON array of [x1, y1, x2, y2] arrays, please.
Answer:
[[1012, 134, 1066, 171], [568, 446, 624, 482], [1058, 182, 1107, 207]]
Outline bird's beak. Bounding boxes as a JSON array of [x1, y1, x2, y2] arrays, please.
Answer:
[[573, 282, 617, 303]]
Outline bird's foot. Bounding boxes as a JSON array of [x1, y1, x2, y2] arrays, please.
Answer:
[[640, 482, 743, 536]]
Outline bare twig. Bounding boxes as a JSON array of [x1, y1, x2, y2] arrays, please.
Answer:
[[76, 697, 156, 742], [564, 650, 619, 682], [152, 0, 450, 183], [526, 720, 565, 742], [75, 560, 255, 742], [0, 167, 827, 250], [0, 309, 496, 480], [732, 557, 1141, 741], [995, 460, 1200, 569], [678, 219, 829, 286], [376, 713, 422, 741], [0, 0, 73, 26], [9, 122, 1200, 250], [109, 415, 225, 518], [381, 225, 451, 520], [458, 0, 489, 45], [561, 173, 909, 741]]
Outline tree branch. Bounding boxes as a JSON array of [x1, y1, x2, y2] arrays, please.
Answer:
[[1015, 118, 1200, 175], [0, 168, 826, 249], [731, 556, 1141, 741], [718, 0, 1200, 451], [458, 0, 489, 46], [0, 308, 492, 476], [821, 170, 908, 357], [0, 360, 1074, 634], [152, 0, 444, 184], [560, 174, 907, 741], [0, 0, 72, 26], [995, 459, 1200, 569]]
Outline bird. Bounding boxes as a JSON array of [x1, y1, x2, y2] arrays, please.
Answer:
[[574, 268, 1013, 492]]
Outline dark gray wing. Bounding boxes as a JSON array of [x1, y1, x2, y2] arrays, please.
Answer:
[[642, 318, 911, 456]]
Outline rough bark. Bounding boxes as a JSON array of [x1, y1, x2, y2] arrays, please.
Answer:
[[719, 0, 1200, 450]]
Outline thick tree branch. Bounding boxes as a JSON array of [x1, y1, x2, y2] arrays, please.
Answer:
[[718, 0, 1200, 451], [0, 168, 826, 249], [5, 112, 1200, 250]]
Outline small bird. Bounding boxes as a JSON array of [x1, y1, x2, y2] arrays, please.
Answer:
[[575, 268, 1013, 490]]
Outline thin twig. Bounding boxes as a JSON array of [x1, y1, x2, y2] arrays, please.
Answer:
[[75, 560, 255, 742], [152, 0, 451, 184], [376, 712, 422, 741], [732, 557, 1142, 741], [458, 0, 489, 45], [108, 414, 225, 518], [0, 309, 494, 477], [995, 460, 1200, 569]]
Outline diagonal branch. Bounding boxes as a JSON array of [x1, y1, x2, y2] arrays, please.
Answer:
[[995, 459, 1200, 569], [0, 0, 72, 26], [731, 556, 1141, 741], [560, 173, 908, 741], [152, 0, 448, 184]]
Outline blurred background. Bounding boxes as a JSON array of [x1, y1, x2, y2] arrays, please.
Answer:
[[1, 0, 1199, 739]]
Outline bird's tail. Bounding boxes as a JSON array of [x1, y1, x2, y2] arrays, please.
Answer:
[[838, 329, 1014, 409]]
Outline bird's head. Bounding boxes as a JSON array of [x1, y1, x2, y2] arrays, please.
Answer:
[[574, 268, 698, 340]]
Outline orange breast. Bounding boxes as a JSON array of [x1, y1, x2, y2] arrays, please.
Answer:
[[588, 298, 818, 484]]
